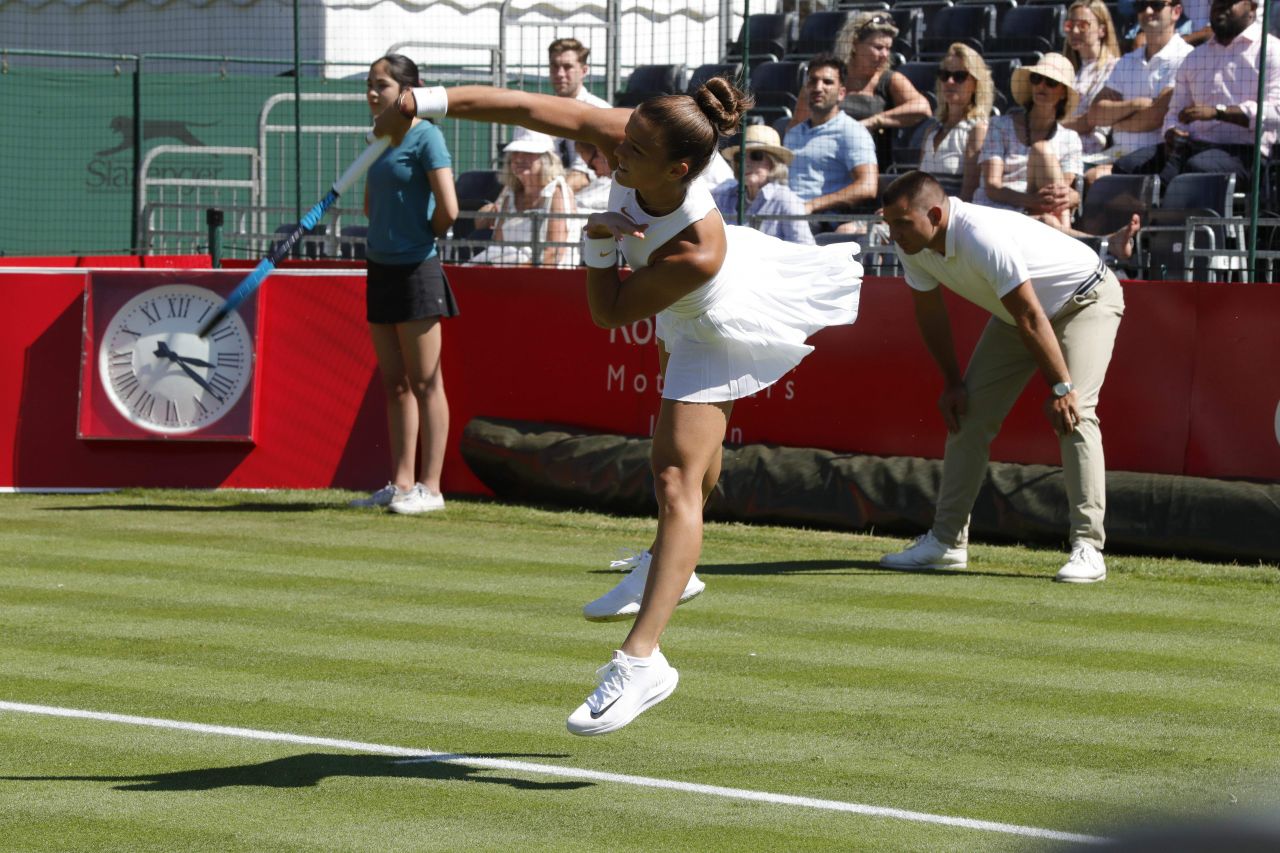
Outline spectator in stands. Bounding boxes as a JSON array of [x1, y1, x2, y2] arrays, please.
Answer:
[[975, 54, 1084, 231], [712, 125, 815, 244], [920, 44, 994, 202], [783, 54, 879, 233], [351, 54, 459, 515], [469, 132, 577, 268], [1113, 0, 1280, 190], [510, 38, 611, 193], [1087, 0, 1193, 182], [832, 12, 932, 171], [1061, 0, 1123, 167]]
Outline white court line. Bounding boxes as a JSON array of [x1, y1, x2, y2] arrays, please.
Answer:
[[1, 699, 1108, 846]]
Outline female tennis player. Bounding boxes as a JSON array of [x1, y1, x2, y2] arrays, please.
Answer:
[[379, 78, 862, 735]]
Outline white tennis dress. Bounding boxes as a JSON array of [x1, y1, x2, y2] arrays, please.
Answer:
[[611, 178, 862, 403]]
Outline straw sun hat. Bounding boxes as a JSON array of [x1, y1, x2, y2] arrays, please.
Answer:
[[720, 124, 794, 165], [1010, 53, 1079, 116]]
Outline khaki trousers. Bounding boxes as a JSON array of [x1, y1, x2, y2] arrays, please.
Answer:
[[931, 271, 1125, 551]]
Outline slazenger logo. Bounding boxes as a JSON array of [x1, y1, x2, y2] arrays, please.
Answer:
[[86, 116, 222, 192]]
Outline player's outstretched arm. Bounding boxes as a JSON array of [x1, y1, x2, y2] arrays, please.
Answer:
[[387, 85, 629, 156]]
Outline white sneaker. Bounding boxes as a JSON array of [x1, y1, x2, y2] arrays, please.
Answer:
[[349, 482, 402, 508], [608, 547, 649, 573], [582, 550, 706, 622], [879, 531, 968, 570], [387, 483, 445, 515], [1055, 541, 1107, 583], [566, 649, 679, 736]]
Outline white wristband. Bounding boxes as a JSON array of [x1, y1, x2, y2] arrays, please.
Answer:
[[410, 86, 448, 119], [583, 236, 618, 269]]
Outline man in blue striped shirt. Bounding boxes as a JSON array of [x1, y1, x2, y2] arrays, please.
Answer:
[[783, 54, 879, 232]]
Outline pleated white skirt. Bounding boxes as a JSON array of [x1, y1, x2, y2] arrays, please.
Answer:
[[657, 225, 862, 403]]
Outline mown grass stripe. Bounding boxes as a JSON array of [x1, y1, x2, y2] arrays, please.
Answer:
[[0, 700, 1108, 845]]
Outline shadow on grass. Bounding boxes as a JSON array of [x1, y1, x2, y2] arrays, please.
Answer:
[[45, 503, 333, 513], [0, 751, 591, 792], [593, 559, 1042, 580]]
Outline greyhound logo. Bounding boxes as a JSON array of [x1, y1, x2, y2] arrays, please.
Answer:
[[95, 116, 216, 157]]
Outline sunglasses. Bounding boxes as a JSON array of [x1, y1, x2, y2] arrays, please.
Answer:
[[1028, 72, 1065, 89], [1134, 0, 1172, 10], [747, 150, 774, 162], [1062, 19, 1096, 31], [937, 69, 971, 83], [858, 13, 894, 34]]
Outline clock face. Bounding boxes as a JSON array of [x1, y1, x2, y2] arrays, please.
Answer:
[[98, 284, 254, 435]]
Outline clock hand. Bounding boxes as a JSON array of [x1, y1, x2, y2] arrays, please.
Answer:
[[154, 341, 216, 369], [154, 342, 224, 401]]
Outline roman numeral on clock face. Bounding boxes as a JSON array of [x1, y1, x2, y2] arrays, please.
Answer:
[[216, 351, 243, 369], [208, 372, 235, 397], [140, 302, 162, 324]]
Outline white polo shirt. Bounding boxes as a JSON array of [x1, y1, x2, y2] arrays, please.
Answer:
[[896, 198, 1104, 324], [1103, 36, 1194, 155]]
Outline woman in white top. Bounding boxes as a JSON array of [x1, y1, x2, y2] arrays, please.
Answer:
[[385, 78, 861, 736], [1061, 0, 1122, 162], [975, 53, 1084, 230], [469, 132, 576, 268], [920, 43, 994, 202]]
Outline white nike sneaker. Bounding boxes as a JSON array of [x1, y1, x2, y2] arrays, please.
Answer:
[[387, 483, 445, 515], [608, 548, 649, 572], [566, 649, 679, 736], [349, 483, 403, 508], [582, 550, 706, 622], [1055, 541, 1107, 583], [879, 531, 968, 570]]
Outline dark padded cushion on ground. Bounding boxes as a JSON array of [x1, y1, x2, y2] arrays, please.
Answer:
[[461, 418, 1280, 564]]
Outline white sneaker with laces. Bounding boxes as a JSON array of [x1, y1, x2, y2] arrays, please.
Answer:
[[608, 547, 649, 572], [387, 483, 445, 515], [349, 483, 402, 508], [566, 649, 679, 736], [879, 531, 968, 570], [1055, 541, 1107, 583], [582, 550, 706, 622]]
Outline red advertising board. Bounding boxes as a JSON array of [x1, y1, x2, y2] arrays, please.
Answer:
[[2, 265, 1277, 492]]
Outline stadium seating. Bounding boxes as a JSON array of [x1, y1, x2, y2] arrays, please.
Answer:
[[917, 4, 998, 59], [454, 169, 503, 207], [1077, 173, 1159, 237], [272, 222, 328, 260], [890, 6, 926, 61], [687, 62, 743, 94], [726, 13, 796, 64], [749, 60, 808, 123], [787, 10, 853, 58], [893, 61, 941, 112], [614, 64, 686, 107], [1138, 172, 1238, 280], [984, 5, 1065, 64], [338, 225, 368, 261], [986, 57, 1022, 114]]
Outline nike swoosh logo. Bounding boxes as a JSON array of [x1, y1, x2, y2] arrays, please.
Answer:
[[599, 250, 613, 257], [589, 696, 622, 719]]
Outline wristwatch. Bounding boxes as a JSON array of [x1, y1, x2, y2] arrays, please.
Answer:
[[1215, 104, 1227, 121], [1052, 381, 1074, 398]]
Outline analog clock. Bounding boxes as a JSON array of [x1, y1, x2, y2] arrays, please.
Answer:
[[98, 284, 254, 435]]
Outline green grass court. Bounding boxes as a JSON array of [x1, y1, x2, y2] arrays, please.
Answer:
[[2, 490, 1277, 851]]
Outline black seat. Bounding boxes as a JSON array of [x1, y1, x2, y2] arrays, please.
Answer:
[[271, 222, 328, 260], [338, 225, 367, 261], [1138, 172, 1238, 280], [890, 7, 926, 61], [1078, 174, 1159, 236], [917, 4, 997, 58], [895, 0, 959, 41], [889, 118, 938, 172], [894, 61, 941, 111], [726, 13, 796, 63], [687, 62, 743, 94], [985, 5, 1065, 62], [454, 169, 503, 207], [750, 60, 808, 123], [614, 64, 686, 107], [788, 10, 853, 58]]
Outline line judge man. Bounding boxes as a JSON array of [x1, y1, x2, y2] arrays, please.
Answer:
[[878, 170, 1125, 583]]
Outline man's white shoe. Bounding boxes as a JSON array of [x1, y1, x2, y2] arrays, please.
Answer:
[[582, 550, 706, 622], [566, 649, 679, 736], [879, 531, 968, 570], [387, 483, 445, 515], [349, 482, 402, 508], [1055, 541, 1107, 583]]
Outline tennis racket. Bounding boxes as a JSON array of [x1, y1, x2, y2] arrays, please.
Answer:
[[198, 134, 392, 338]]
